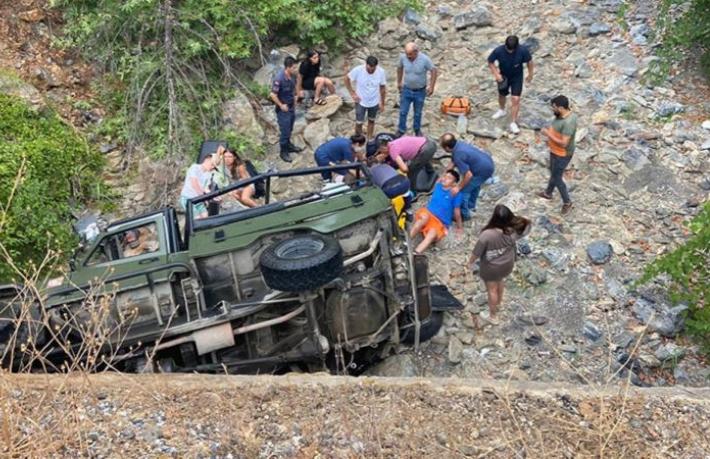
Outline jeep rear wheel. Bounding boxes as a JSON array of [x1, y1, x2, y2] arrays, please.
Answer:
[[259, 234, 343, 292]]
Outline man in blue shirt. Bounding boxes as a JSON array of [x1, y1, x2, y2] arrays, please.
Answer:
[[314, 134, 367, 180], [409, 169, 463, 254], [396, 42, 438, 137], [270, 56, 304, 163], [440, 133, 495, 220], [487, 35, 534, 135]]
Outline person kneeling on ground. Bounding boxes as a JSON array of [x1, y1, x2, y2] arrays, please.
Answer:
[[314, 134, 367, 181], [440, 132, 495, 220], [409, 169, 463, 254], [468, 204, 531, 326]]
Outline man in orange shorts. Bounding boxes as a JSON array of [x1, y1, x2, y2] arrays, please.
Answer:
[[409, 170, 464, 254]]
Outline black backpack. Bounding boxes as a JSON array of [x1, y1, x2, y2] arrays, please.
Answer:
[[245, 160, 266, 199]]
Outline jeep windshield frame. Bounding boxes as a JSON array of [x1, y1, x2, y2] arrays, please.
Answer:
[[185, 163, 374, 239]]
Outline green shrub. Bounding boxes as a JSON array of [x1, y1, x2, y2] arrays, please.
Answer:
[[0, 94, 104, 282], [650, 0, 710, 82], [52, 0, 420, 159], [638, 202, 710, 351]]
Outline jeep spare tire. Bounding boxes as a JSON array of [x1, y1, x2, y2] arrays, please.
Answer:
[[259, 234, 343, 292]]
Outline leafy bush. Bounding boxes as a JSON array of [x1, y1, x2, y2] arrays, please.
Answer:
[[53, 0, 420, 159], [0, 94, 104, 282], [650, 0, 710, 81], [639, 202, 710, 351]]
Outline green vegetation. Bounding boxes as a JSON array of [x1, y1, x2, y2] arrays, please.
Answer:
[[650, 0, 710, 81], [0, 94, 104, 282], [639, 203, 710, 352], [53, 0, 419, 158]]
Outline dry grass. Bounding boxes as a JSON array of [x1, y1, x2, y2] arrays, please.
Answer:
[[0, 373, 709, 458]]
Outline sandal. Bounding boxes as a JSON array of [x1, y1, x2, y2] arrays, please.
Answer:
[[314, 97, 327, 105]]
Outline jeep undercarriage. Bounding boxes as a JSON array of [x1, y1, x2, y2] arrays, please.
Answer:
[[1, 163, 462, 374]]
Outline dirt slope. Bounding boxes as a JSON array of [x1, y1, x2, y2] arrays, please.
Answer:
[[2, 373, 708, 457]]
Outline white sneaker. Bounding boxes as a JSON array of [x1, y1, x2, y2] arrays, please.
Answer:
[[492, 109, 507, 120], [509, 122, 520, 134]]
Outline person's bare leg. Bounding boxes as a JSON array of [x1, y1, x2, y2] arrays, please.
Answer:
[[314, 77, 325, 101], [511, 96, 521, 123], [354, 122, 363, 136], [409, 213, 428, 238], [239, 185, 258, 208], [485, 281, 500, 317], [366, 119, 375, 140], [496, 281, 504, 307], [324, 77, 335, 95], [415, 229, 438, 254], [498, 94, 507, 110]]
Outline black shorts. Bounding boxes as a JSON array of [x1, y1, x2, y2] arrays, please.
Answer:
[[302, 77, 316, 91], [497, 76, 523, 97]]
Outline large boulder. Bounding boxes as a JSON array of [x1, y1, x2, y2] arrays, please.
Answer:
[[632, 297, 688, 337], [222, 90, 264, 140], [415, 23, 443, 42], [253, 63, 277, 88], [608, 47, 638, 77], [551, 15, 577, 34], [0, 72, 43, 107], [252, 46, 300, 87], [365, 354, 419, 376], [305, 95, 343, 121], [453, 7, 493, 30], [303, 117, 332, 149]]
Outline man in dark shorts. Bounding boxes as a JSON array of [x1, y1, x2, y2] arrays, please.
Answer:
[[296, 50, 335, 105], [270, 56, 303, 163], [345, 55, 387, 139], [487, 35, 534, 135]]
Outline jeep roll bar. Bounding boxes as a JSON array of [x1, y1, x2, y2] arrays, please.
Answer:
[[184, 163, 374, 244]]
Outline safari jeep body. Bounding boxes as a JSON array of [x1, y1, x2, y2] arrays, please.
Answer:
[[1, 164, 461, 373]]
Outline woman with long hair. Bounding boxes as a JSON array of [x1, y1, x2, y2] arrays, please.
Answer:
[[468, 204, 531, 325], [296, 50, 335, 105], [213, 146, 258, 208]]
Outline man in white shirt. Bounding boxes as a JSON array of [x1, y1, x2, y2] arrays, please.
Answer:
[[345, 55, 386, 140]]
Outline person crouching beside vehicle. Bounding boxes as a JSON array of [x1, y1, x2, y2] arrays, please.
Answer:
[[409, 169, 463, 254], [375, 135, 437, 186], [314, 134, 367, 181]]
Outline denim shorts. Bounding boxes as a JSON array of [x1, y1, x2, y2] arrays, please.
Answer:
[[180, 196, 207, 216], [355, 103, 379, 123]]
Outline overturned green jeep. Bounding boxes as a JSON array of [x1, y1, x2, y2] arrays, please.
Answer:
[[0, 163, 462, 373]]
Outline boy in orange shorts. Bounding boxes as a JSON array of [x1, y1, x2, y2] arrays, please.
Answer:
[[409, 170, 464, 254]]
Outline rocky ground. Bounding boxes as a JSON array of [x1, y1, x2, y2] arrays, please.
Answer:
[[2, 373, 709, 458], [241, 0, 710, 388]]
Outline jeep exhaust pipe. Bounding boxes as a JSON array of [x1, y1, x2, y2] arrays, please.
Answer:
[[153, 305, 306, 354]]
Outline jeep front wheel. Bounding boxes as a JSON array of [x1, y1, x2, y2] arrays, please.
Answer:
[[259, 234, 343, 292]]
